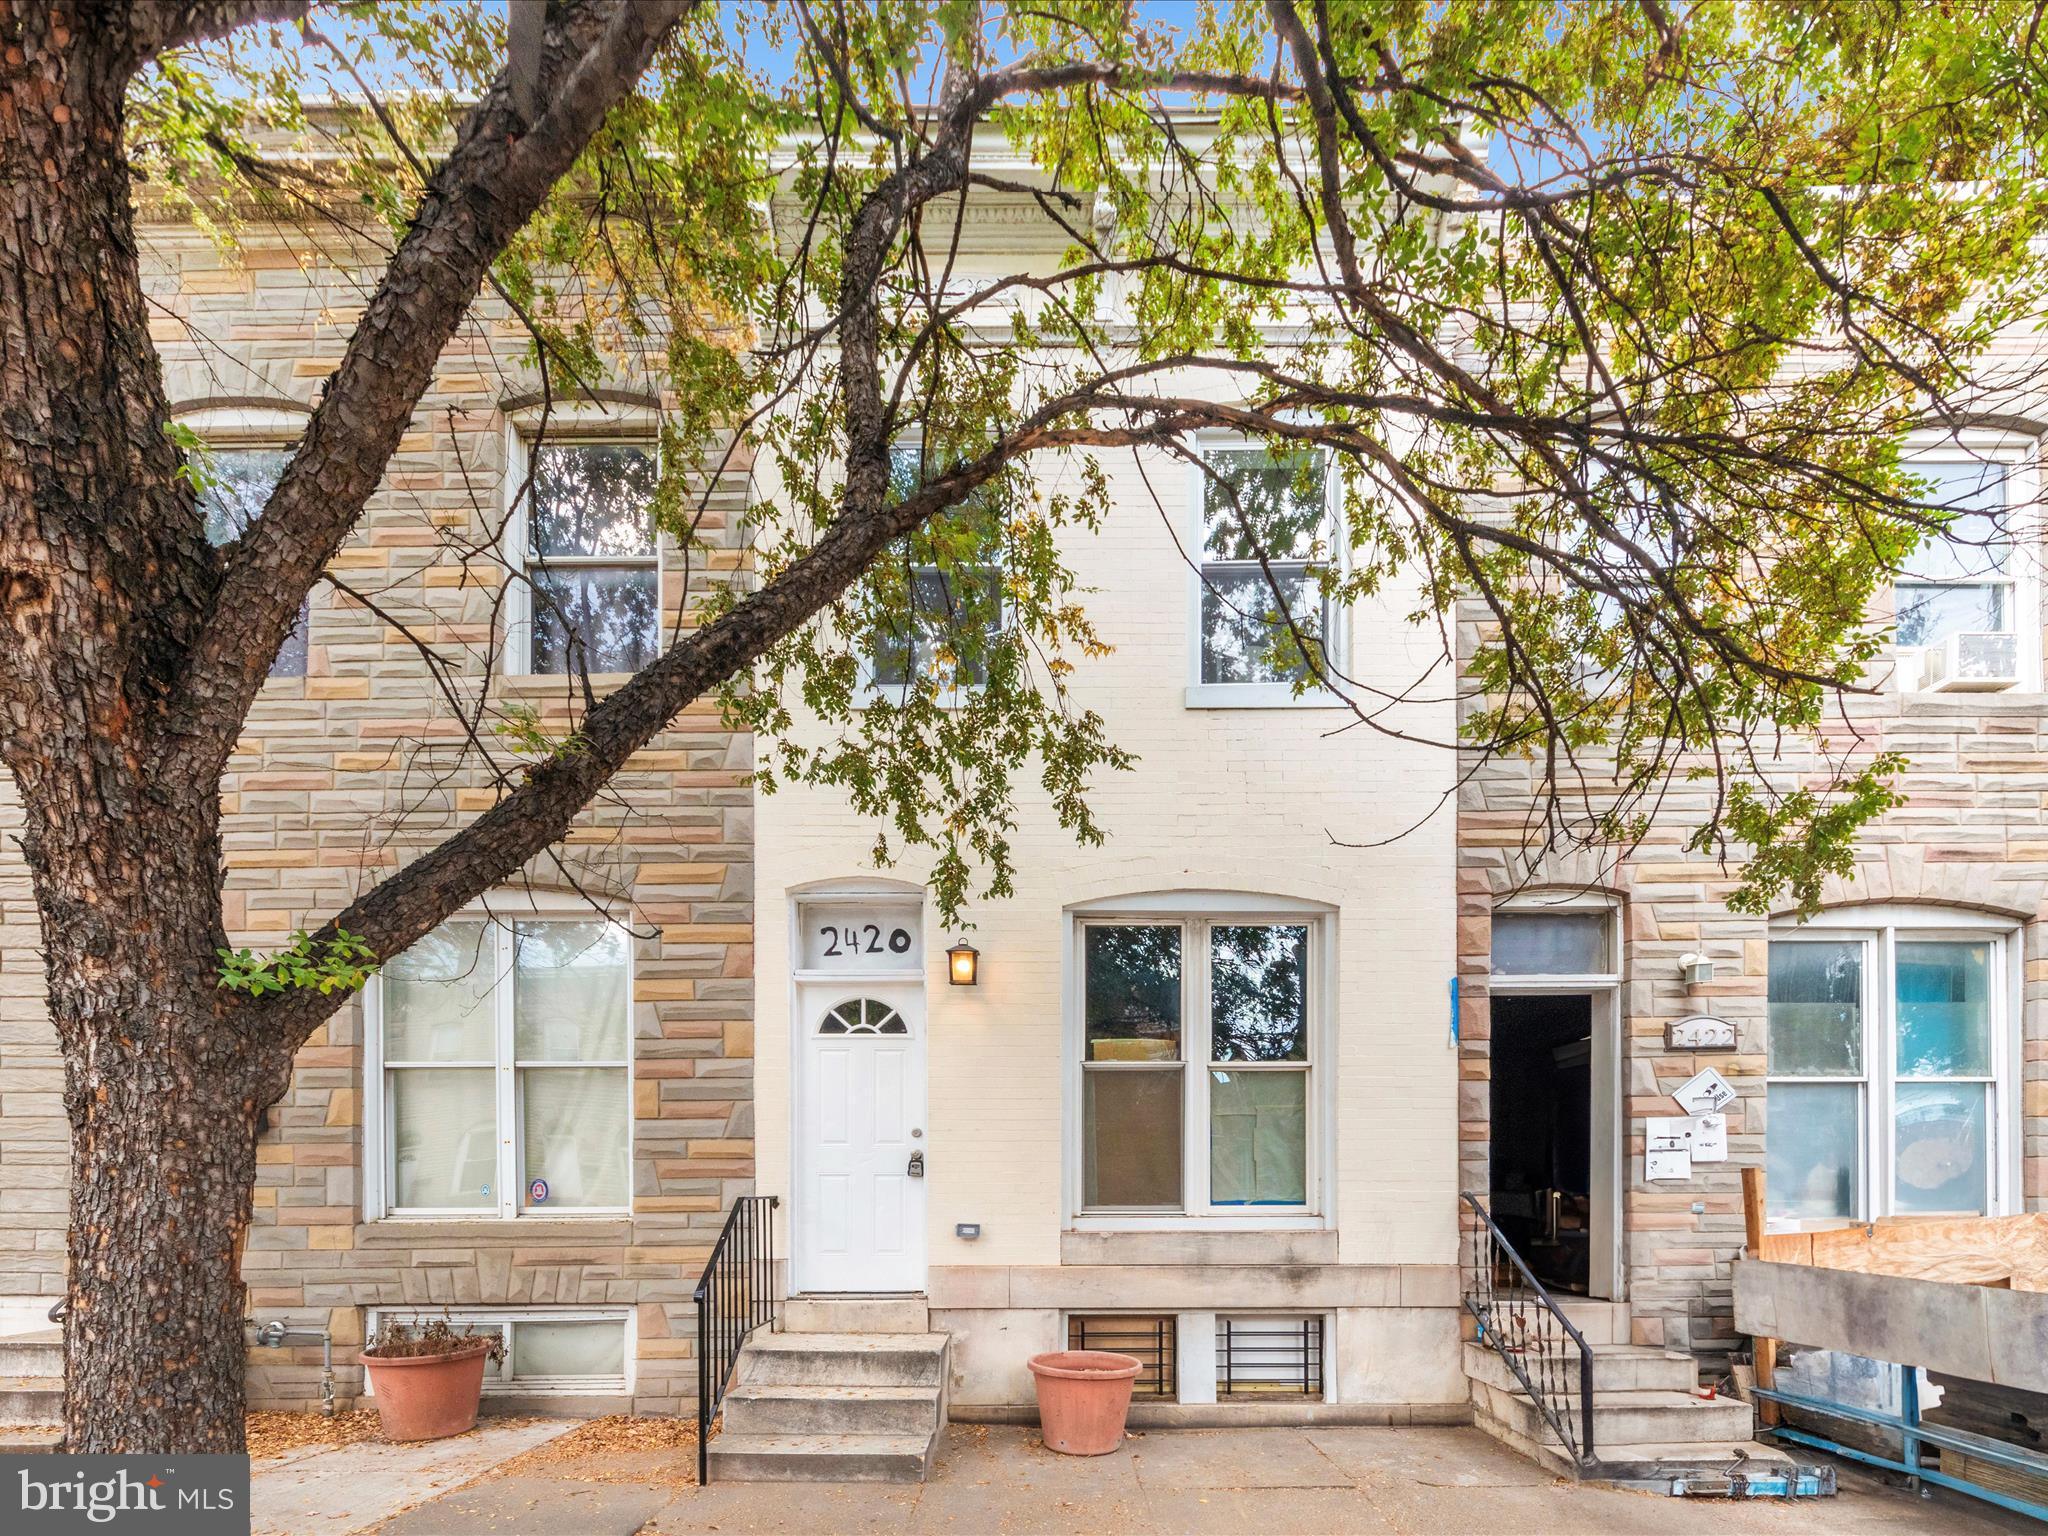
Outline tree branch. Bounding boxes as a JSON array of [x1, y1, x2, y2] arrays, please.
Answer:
[[160, 0, 693, 783]]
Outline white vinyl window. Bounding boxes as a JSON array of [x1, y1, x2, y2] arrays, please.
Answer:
[[1075, 914, 1321, 1218], [1892, 447, 2038, 690], [365, 1308, 631, 1396], [367, 906, 632, 1219], [509, 435, 661, 676], [1767, 909, 2017, 1223], [177, 407, 314, 679], [1187, 442, 1340, 708], [861, 444, 1003, 700]]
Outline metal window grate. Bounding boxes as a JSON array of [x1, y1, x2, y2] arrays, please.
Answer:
[[1068, 1314, 1177, 1398], [1217, 1315, 1324, 1398]]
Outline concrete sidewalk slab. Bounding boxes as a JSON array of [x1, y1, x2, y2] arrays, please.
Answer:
[[1129, 1426, 1352, 1489], [345, 1421, 2040, 1536], [377, 1475, 669, 1536], [251, 1417, 573, 1536], [1305, 1424, 1552, 1487]]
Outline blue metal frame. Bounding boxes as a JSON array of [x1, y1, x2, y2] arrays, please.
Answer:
[[1755, 1370, 2048, 1524]]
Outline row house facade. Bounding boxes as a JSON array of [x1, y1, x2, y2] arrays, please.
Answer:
[[0, 208, 758, 1414], [1457, 407, 2048, 1368], [0, 166, 2041, 1457]]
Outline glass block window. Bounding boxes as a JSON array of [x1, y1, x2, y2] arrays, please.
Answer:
[[378, 910, 631, 1218], [198, 446, 310, 678], [522, 442, 659, 675], [1768, 919, 2010, 1222], [1079, 915, 1319, 1215]]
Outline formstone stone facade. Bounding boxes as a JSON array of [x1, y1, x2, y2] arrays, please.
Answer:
[[1457, 457, 2048, 1367], [0, 213, 756, 1413]]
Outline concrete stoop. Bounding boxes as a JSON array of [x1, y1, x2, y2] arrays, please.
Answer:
[[709, 1299, 947, 1484], [0, 1327, 63, 1452], [1462, 1302, 1830, 1497]]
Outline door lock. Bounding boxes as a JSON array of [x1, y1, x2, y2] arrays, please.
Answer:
[[906, 1150, 926, 1179]]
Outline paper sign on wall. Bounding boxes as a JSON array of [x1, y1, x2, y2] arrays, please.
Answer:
[[1647, 1112, 1728, 1166], [1646, 1117, 1692, 1153], [1672, 1066, 1737, 1115], [1646, 1148, 1693, 1182], [1688, 1113, 1728, 1164]]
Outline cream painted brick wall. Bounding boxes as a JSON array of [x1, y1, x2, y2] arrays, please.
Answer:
[[756, 443, 1460, 1274]]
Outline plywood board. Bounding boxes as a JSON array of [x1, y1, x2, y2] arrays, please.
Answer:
[[1781, 1214, 2048, 1289]]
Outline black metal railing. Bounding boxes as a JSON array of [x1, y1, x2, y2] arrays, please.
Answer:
[[694, 1194, 779, 1486], [1217, 1316, 1324, 1398], [1461, 1190, 1595, 1467], [1069, 1314, 1177, 1398]]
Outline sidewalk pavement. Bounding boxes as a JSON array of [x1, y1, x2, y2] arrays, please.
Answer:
[[281, 1421, 2043, 1536]]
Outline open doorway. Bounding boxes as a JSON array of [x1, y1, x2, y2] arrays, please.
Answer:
[[1489, 993, 1594, 1295]]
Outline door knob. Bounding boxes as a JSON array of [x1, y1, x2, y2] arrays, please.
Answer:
[[907, 1150, 926, 1179]]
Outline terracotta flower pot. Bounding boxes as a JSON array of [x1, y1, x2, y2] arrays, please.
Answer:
[[362, 1340, 492, 1442], [1028, 1349, 1142, 1456]]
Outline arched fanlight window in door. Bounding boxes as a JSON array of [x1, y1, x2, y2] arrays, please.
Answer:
[[817, 998, 909, 1036]]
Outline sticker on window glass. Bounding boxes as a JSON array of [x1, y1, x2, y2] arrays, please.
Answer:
[[529, 1178, 550, 1204]]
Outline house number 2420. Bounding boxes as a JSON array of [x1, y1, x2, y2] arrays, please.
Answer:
[[821, 923, 913, 958]]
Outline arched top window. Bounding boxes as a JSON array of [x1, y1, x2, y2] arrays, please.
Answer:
[[817, 998, 909, 1036]]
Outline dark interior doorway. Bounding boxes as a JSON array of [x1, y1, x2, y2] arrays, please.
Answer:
[[1489, 993, 1593, 1295]]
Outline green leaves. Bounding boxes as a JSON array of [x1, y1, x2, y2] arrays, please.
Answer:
[[140, 1, 2048, 927], [217, 929, 379, 997]]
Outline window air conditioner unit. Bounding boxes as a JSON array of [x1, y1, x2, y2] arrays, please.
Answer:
[[1924, 630, 2020, 692]]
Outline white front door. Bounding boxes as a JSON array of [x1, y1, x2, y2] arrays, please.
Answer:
[[795, 983, 927, 1292]]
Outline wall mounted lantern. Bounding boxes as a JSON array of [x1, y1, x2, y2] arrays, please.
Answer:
[[947, 939, 981, 986], [1678, 951, 1715, 987]]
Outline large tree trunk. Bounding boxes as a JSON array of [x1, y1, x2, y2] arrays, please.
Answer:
[[46, 809, 256, 1453], [0, 0, 694, 1453], [0, 1, 256, 1452]]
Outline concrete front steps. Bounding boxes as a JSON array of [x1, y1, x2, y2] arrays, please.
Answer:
[[1464, 1299, 1826, 1494], [0, 1328, 62, 1452], [708, 1298, 947, 1483]]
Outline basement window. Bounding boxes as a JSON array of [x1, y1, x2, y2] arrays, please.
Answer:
[[1215, 1315, 1326, 1399], [365, 1308, 631, 1396], [1068, 1315, 1176, 1398]]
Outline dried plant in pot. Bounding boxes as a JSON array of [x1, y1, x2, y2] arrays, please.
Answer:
[[360, 1316, 505, 1442]]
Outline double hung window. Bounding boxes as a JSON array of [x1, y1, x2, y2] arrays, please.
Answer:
[[1191, 444, 1334, 700], [372, 910, 632, 1218], [1079, 917, 1316, 1215], [197, 445, 311, 678], [516, 440, 661, 675], [865, 445, 1003, 695], [1767, 914, 2012, 1222], [1893, 457, 2014, 653]]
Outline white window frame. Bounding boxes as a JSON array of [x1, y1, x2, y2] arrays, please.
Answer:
[[854, 441, 1005, 709], [504, 412, 664, 677], [1185, 435, 1347, 709], [1766, 904, 2021, 1223], [363, 1307, 634, 1397], [1065, 892, 1334, 1230], [1890, 434, 2041, 693], [173, 405, 313, 681], [362, 891, 635, 1221]]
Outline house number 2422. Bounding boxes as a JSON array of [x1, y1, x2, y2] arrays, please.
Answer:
[[820, 923, 913, 958]]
